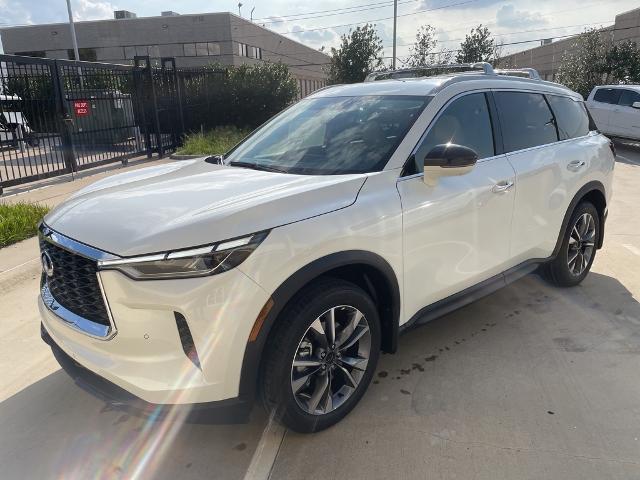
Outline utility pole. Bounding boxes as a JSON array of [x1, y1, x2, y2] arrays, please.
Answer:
[[65, 0, 83, 89], [65, 0, 80, 62], [392, 0, 397, 70]]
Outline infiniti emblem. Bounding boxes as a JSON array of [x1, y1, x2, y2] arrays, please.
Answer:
[[41, 251, 54, 278]]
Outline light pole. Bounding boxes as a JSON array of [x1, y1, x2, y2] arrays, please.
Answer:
[[65, 0, 80, 62], [392, 0, 397, 70], [251, 7, 255, 22], [238, 2, 243, 17], [65, 0, 83, 88]]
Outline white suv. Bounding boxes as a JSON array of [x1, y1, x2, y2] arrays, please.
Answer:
[[586, 85, 640, 141], [39, 70, 614, 433]]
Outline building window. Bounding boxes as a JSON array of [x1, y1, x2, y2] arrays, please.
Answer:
[[207, 43, 220, 56], [196, 43, 209, 56], [238, 43, 249, 57], [67, 48, 97, 62], [184, 43, 197, 57], [15, 51, 46, 58]]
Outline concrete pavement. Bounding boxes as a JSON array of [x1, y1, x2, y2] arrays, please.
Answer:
[[1, 146, 640, 479]]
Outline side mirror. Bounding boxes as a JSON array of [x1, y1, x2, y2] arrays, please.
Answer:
[[423, 143, 478, 186], [632, 101, 640, 109]]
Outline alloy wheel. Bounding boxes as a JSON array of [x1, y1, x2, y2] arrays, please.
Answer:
[[567, 212, 596, 276], [290, 305, 371, 415]]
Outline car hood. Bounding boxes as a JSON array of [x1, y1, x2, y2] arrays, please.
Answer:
[[45, 159, 367, 256]]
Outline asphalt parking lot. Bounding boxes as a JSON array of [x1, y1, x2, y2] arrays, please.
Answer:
[[1, 143, 640, 479]]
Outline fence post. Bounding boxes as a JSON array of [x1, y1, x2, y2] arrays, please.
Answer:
[[135, 56, 163, 158], [161, 57, 185, 148], [162, 57, 185, 142], [133, 58, 152, 158], [50, 59, 78, 173]]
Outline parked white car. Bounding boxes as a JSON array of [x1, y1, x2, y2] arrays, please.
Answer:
[[586, 85, 640, 141], [38, 65, 614, 433]]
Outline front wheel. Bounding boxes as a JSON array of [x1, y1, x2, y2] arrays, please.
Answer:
[[261, 279, 381, 433], [541, 201, 600, 287]]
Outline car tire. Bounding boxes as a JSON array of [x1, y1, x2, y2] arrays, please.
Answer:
[[261, 278, 381, 433], [541, 201, 600, 287]]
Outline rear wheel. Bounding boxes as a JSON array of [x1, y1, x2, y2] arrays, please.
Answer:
[[541, 201, 599, 287], [261, 279, 380, 433]]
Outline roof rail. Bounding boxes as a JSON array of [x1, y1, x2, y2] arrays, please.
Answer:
[[364, 62, 495, 82], [494, 68, 541, 80]]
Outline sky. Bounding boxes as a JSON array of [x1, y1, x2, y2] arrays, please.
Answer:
[[1, 0, 639, 62]]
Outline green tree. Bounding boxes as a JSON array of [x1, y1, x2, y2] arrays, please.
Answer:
[[556, 28, 608, 98], [327, 24, 384, 84], [407, 25, 438, 67], [456, 24, 495, 63], [602, 40, 640, 84]]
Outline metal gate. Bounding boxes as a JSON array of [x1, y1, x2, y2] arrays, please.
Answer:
[[0, 54, 180, 193]]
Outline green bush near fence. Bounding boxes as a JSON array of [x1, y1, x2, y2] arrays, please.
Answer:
[[0, 202, 50, 248], [181, 61, 298, 131], [177, 126, 251, 156]]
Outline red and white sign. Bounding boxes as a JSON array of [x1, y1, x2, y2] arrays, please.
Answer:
[[73, 100, 90, 116]]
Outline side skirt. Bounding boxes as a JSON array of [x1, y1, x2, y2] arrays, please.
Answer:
[[399, 258, 548, 334]]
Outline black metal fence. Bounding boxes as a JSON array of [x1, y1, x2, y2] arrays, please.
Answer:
[[0, 54, 189, 193]]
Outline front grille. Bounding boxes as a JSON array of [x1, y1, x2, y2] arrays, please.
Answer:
[[39, 237, 111, 327]]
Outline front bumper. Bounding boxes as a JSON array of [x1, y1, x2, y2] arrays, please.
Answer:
[[39, 263, 270, 406], [41, 324, 252, 421]]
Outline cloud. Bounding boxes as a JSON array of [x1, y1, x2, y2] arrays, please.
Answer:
[[73, 0, 117, 21], [495, 4, 548, 29], [265, 15, 340, 51]]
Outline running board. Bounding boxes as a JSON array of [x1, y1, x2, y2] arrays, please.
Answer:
[[400, 259, 545, 333]]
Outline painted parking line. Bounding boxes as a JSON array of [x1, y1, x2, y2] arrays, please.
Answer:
[[622, 244, 640, 256], [242, 411, 287, 480]]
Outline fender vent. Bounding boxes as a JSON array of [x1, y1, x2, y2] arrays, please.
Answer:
[[174, 312, 201, 369]]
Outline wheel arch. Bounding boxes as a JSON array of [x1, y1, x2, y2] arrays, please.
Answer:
[[238, 250, 401, 399], [553, 181, 607, 256]]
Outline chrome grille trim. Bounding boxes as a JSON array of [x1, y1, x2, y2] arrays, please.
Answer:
[[39, 222, 121, 262], [39, 222, 119, 340]]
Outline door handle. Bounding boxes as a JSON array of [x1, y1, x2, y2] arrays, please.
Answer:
[[567, 160, 586, 171], [491, 180, 514, 193]]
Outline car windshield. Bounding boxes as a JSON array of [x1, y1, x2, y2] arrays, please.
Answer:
[[225, 95, 430, 175]]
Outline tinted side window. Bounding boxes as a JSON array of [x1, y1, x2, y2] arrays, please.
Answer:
[[546, 95, 589, 140], [618, 89, 640, 107], [495, 92, 558, 152], [411, 93, 494, 173], [593, 88, 622, 104]]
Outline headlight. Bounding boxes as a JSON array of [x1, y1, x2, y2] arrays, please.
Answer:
[[98, 231, 268, 280]]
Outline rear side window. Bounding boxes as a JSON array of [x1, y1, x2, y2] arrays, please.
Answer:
[[546, 95, 589, 140], [495, 91, 558, 152], [409, 92, 494, 173], [593, 88, 621, 104], [618, 89, 640, 107]]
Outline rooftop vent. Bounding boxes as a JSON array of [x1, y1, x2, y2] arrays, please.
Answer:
[[114, 10, 137, 19], [161, 11, 180, 16]]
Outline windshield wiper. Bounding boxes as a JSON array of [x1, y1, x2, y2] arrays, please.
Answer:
[[228, 161, 289, 173]]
